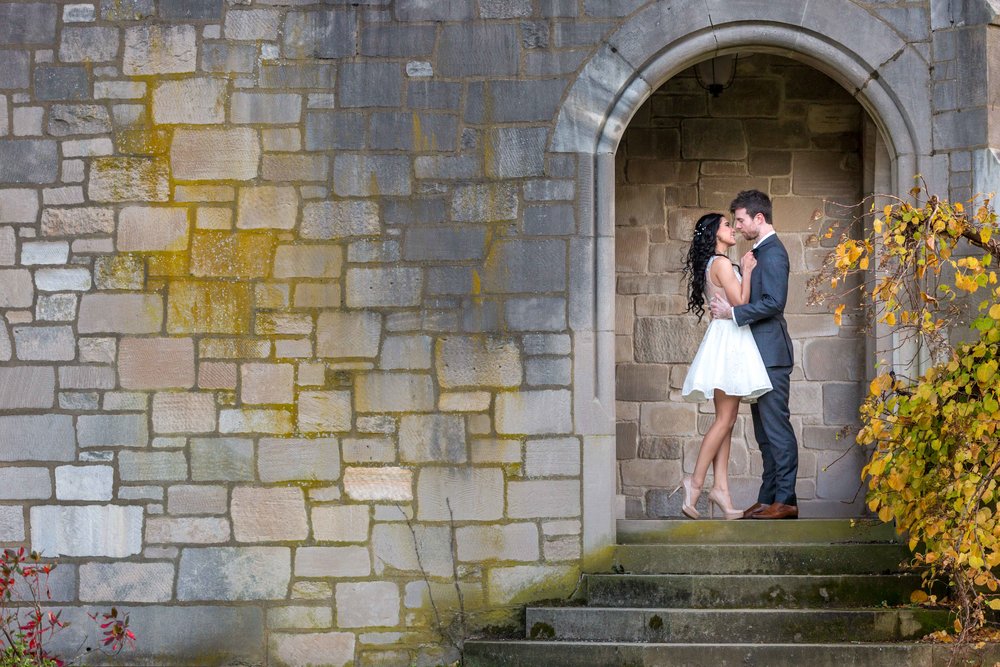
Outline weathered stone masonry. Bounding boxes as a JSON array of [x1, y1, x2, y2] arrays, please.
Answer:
[[1, 0, 999, 665]]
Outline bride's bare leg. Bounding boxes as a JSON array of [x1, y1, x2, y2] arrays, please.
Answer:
[[691, 390, 740, 496]]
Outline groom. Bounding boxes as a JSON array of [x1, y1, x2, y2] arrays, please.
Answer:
[[710, 190, 798, 520]]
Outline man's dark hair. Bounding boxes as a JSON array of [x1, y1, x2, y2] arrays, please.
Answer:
[[730, 189, 772, 225]]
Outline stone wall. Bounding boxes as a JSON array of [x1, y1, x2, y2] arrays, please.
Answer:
[[0, 0, 993, 665], [614, 55, 870, 518]]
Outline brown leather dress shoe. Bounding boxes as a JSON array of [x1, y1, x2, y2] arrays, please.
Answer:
[[750, 502, 799, 520], [741, 502, 767, 520]]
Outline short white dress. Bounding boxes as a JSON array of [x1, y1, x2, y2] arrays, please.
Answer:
[[682, 256, 773, 402]]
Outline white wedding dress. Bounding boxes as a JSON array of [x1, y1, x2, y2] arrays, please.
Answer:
[[682, 256, 773, 402]]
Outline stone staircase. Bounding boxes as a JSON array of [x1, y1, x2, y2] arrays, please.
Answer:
[[464, 519, 1000, 666]]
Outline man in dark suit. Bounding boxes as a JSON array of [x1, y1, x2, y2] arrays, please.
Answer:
[[709, 190, 798, 520]]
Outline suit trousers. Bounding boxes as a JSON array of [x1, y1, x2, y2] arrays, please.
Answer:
[[750, 365, 797, 506]]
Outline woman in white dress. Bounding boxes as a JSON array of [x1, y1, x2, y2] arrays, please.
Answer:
[[677, 213, 772, 519]]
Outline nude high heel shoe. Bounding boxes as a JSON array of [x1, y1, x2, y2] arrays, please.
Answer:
[[708, 488, 743, 521], [671, 476, 700, 519]]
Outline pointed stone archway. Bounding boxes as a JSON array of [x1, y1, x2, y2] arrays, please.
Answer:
[[558, 0, 933, 566]]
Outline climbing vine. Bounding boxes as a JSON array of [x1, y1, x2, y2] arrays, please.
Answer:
[[810, 187, 1000, 640]]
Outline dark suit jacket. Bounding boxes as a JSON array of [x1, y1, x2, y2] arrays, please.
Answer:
[[732, 234, 794, 368]]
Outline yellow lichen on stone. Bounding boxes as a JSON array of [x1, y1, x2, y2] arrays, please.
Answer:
[[190, 231, 276, 278], [167, 280, 252, 334]]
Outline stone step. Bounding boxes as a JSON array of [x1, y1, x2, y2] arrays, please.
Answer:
[[463, 641, 1000, 667], [585, 573, 925, 608], [615, 543, 910, 575], [617, 518, 899, 545], [523, 607, 949, 643]]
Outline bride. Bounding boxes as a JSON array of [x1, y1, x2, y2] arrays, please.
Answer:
[[677, 213, 772, 519]]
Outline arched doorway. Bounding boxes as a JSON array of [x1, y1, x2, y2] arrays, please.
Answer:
[[614, 53, 881, 518], [558, 2, 931, 561]]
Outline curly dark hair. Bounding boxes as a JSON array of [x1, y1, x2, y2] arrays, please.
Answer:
[[683, 213, 726, 321]]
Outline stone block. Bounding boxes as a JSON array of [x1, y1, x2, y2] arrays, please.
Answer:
[[355, 373, 435, 413], [343, 467, 412, 502], [399, 414, 467, 464], [315, 311, 381, 360], [167, 485, 228, 515], [634, 317, 704, 363], [0, 140, 58, 183], [823, 382, 864, 425], [640, 402, 699, 436], [152, 78, 226, 125], [333, 154, 410, 197], [21, 241, 68, 265], [89, 157, 169, 202], [312, 505, 368, 542], [80, 562, 174, 603], [505, 297, 566, 332], [152, 392, 216, 433], [58, 27, 118, 63], [486, 127, 546, 178], [236, 186, 297, 230], [159, 0, 221, 18], [47, 104, 111, 137], [258, 438, 340, 483], [508, 480, 580, 518], [190, 437, 254, 482], [495, 390, 572, 435], [12, 325, 74, 361], [296, 391, 350, 433], [346, 267, 422, 308], [0, 506, 24, 542], [119, 451, 186, 482], [267, 606, 333, 630], [416, 467, 503, 521], [301, 200, 379, 240], [262, 154, 328, 182], [118, 337, 194, 390], [40, 206, 112, 236], [0, 269, 32, 307], [201, 42, 256, 73], [33, 67, 87, 102], [615, 363, 670, 402], [0, 415, 73, 460], [225, 9, 280, 40], [0, 368, 57, 411], [240, 363, 293, 405], [361, 24, 436, 57], [117, 206, 189, 252], [0, 189, 39, 223], [456, 523, 539, 562], [60, 365, 115, 390], [0, 4, 56, 44], [273, 245, 341, 279], [370, 112, 458, 151], [178, 547, 290, 600], [146, 516, 230, 544], [283, 10, 356, 60], [123, 25, 196, 75], [31, 505, 142, 558], [259, 63, 336, 90], [231, 92, 301, 125], [34, 267, 91, 292], [0, 468, 51, 500], [0, 50, 30, 89], [525, 437, 580, 477], [488, 564, 577, 605], [167, 281, 251, 334], [438, 24, 517, 76], [482, 239, 566, 293], [78, 294, 161, 334], [526, 356, 571, 386], [190, 231, 275, 278], [378, 335, 431, 371], [338, 62, 402, 108], [372, 523, 451, 577], [270, 632, 354, 667], [342, 437, 395, 463], [232, 487, 309, 542], [336, 581, 398, 628], [304, 111, 365, 151], [171, 128, 260, 181], [36, 293, 77, 321], [78, 414, 147, 448], [295, 546, 370, 577], [436, 336, 521, 389]]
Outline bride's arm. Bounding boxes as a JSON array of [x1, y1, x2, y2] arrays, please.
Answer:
[[710, 257, 749, 306]]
